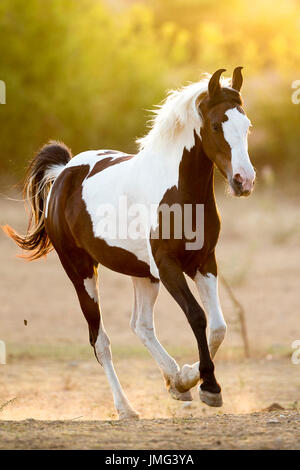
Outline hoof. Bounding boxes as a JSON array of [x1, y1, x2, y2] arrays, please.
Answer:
[[118, 409, 140, 420], [169, 386, 193, 402], [198, 386, 223, 407]]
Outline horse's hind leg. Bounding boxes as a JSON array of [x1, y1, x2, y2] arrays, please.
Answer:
[[131, 277, 192, 401], [57, 250, 139, 420]]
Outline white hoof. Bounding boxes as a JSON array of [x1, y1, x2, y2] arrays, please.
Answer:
[[118, 409, 140, 420], [198, 386, 223, 407], [169, 386, 193, 402]]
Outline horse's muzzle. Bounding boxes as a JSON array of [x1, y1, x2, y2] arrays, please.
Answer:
[[231, 174, 255, 197]]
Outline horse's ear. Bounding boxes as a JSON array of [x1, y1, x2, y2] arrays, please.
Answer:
[[232, 66, 243, 92], [208, 68, 226, 97]]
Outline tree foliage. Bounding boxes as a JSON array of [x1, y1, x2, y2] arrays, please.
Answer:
[[0, 0, 299, 177]]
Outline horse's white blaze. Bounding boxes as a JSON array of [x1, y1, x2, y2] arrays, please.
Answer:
[[84, 275, 99, 303], [222, 108, 255, 182], [194, 272, 226, 358]]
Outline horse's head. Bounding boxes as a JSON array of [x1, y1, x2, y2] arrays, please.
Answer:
[[199, 67, 255, 197]]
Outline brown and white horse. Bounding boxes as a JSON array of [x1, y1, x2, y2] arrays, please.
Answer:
[[4, 67, 255, 419]]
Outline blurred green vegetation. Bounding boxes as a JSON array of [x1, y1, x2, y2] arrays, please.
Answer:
[[0, 0, 299, 180]]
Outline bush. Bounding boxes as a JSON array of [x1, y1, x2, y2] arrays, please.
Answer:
[[0, 0, 299, 179]]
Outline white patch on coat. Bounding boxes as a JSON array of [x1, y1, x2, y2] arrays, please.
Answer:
[[84, 275, 99, 303], [222, 108, 255, 181]]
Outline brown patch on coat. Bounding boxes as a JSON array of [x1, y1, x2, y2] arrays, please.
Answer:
[[151, 131, 220, 279], [88, 155, 134, 178], [97, 150, 119, 155]]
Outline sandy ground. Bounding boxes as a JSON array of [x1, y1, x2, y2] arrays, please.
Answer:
[[0, 185, 299, 449], [0, 357, 299, 449], [0, 411, 299, 450]]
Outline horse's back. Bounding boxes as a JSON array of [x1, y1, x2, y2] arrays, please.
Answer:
[[45, 149, 154, 279]]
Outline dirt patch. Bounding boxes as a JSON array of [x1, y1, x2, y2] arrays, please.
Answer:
[[0, 356, 299, 449], [0, 411, 299, 450]]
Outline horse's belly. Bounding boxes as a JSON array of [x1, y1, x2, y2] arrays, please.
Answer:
[[100, 234, 150, 268], [91, 236, 153, 278]]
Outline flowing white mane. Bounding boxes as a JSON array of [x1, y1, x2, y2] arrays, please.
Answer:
[[137, 75, 231, 152]]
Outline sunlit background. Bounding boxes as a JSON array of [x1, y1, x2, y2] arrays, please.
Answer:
[[0, 0, 300, 179], [0, 0, 299, 430]]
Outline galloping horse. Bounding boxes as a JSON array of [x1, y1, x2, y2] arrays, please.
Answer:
[[4, 67, 256, 419]]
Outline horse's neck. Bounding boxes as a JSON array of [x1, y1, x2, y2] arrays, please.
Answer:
[[135, 131, 214, 205], [177, 132, 215, 203]]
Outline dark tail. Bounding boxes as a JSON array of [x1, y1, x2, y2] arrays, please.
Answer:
[[2, 141, 72, 260]]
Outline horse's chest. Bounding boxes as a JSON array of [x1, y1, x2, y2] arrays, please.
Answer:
[[180, 206, 220, 278], [151, 187, 220, 278]]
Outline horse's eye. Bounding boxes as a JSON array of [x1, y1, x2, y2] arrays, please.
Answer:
[[212, 123, 221, 132]]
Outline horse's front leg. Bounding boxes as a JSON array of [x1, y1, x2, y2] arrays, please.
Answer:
[[175, 255, 227, 395], [157, 255, 222, 407], [130, 276, 192, 401], [194, 267, 227, 358]]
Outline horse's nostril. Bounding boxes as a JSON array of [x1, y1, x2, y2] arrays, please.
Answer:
[[233, 173, 243, 185], [233, 176, 243, 188]]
